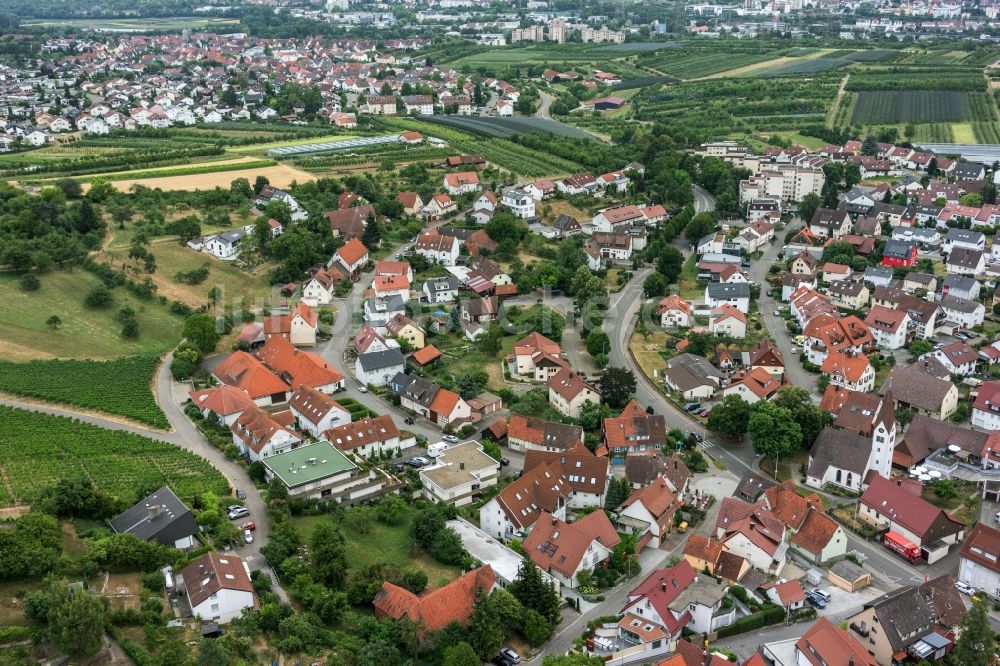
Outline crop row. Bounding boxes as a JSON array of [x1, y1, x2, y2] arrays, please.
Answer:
[[60, 159, 278, 184], [0, 356, 168, 428], [970, 93, 997, 122], [639, 51, 779, 78], [973, 122, 1000, 143], [851, 90, 970, 124], [845, 71, 985, 92], [0, 406, 228, 506], [911, 123, 955, 143], [750, 57, 849, 77]]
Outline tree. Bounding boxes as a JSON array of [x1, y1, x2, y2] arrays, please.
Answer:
[[253, 175, 270, 195], [586, 330, 610, 358], [643, 272, 668, 298], [509, 559, 561, 625], [477, 323, 504, 357], [230, 177, 253, 199], [684, 212, 716, 246], [443, 642, 480, 666], [121, 318, 139, 339], [46, 582, 109, 659], [84, 285, 113, 308], [772, 386, 831, 449], [182, 313, 221, 354], [706, 394, 751, 439], [656, 245, 684, 283], [861, 135, 878, 156], [816, 373, 830, 394], [488, 588, 523, 635], [604, 477, 631, 511], [600, 367, 636, 409], [170, 344, 203, 380], [909, 339, 933, 358], [797, 192, 821, 225], [896, 406, 913, 429], [362, 216, 383, 249], [468, 594, 505, 659], [20, 274, 40, 291], [309, 522, 348, 589], [748, 402, 802, 476], [46, 315, 61, 330], [951, 598, 994, 666], [522, 608, 553, 646]]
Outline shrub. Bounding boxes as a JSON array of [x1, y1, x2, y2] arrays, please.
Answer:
[[19, 274, 40, 291]]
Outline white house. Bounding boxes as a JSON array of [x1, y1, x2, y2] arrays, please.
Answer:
[[618, 478, 678, 550], [422, 276, 460, 303], [704, 282, 751, 314], [959, 523, 1000, 599], [230, 404, 303, 462], [501, 189, 536, 219], [204, 228, 248, 260], [864, 305, 910, 350], [523, 511, 618, 592], [288, 386, 350, 437], [972, 382, 1000, 431], [420, 441, 500, 507], [940, 295, 985, 330], [443, 171, 482, 195], [355, 348, 406, 387], [658, 295, 691, 328], [178, 552, 256, 624], [415, 232, 460, 266]]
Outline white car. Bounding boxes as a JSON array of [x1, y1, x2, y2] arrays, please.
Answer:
[[358, 386, 368, 393], [442, 435, 459, 443], [955, 581, 976, 596], [244, 529, 254, 544]]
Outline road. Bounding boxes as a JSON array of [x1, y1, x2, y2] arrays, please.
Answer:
[[535, 91, 553, 120], [744, 219, 818, 396]]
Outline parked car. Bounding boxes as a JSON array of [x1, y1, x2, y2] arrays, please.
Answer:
[[811, 589, 831, 603], [683, 402, 701, 412], [241, 522, 256, 532], [805, 591, 826, 609], [236, 488, 247, 500], [393, 462, 406, 472], [499, 647, 521, 664], [407, 456, 430, 468], [955, 581, 976, 596], [773, 309, 781, 316], [358, 386, 368, 393], [404, 416, 415, 425], [500, 457, 510, 467], [442, 435, 459, 443], [243, 529, 253, 544], [227, 505, 242, 513], [691, 433, 704, 443], [228, 507, 249, 520]]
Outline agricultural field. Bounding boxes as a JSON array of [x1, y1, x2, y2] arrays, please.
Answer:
[[0, 356, 168, 428], [101, 162, 315, 192], [748, 55, 851, 77], [423, 115, 596, 140], [911, 123, 955, 143], [637, 48, 783, 79], [0, 406, 228, 507], [0, 270, 182, 362], [851, 91, 971, 124], [22, 16, 240, 31], [973, 122, 1000, 143]]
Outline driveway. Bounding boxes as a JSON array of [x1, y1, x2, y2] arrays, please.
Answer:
[[535, 91, 553, 120]]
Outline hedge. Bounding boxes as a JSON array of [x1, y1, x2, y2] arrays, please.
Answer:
[[715, 604, 786, 638], [0, 626, 30, 643]]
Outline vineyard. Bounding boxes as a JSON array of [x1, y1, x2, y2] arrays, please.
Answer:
[[749, 56, 850, 77], [0, 356, 168, 428], [910, 123, 955, 143], [0, 406, 228, 507], [638, 48, 782, 79], [422, 115, 596, 140], [49, 159, 278, 185], [851, 91, 971, 124], [973, 122, 1000, 143]]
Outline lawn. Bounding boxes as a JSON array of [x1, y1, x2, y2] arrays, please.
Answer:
[[922, 480, 980, 526], [629, 330, 672, 383], [677, 254, 703, 299], [291, 512, 461, 588], [0, 270, 182, 361]]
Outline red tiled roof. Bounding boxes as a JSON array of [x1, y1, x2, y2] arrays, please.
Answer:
[[960, 523, 1000, 575], [790, 508, 842, 557], [188, 384, 255, 416], [411, 344, 442, 366], [180, 551, 255, 609], [860, 474, 964, 537], [373, 565, 496, 632], [255, 337, 344, 390], [624, 560, 696, 636], [321, 415, 400, 452], [796, 617, 878, 666], [213, 351, 290, 399], [337, 238, 369, 267], [524, 510, 619, 578]]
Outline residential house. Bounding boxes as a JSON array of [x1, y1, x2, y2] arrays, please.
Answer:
[[619, 477, 681, 550], [479, 461, 570, 540], [786, 617, 877, 666], [507, 332, 567, 382], [507, 415, 585, 453], [422, 276, 460, 304], [213, 352, 290, 406], [625, 454, 691, 495], [880, 362, 960, 421], [110, 487, 198, 549], [327, 205, 374, 240], [547, 368, 601, 418], [373, 565, 496, 633], [523, 449, 611, 509], [704, 282, 751, 314], [859, 475, 965, 563], [881, 239, 918, 268], [820, 350, 874, 392], [958, 523, 1000, 599], [972, 381, 1000, 431], [715, 497, 787, 574], [722, 367, 784, 404], [177, 552, 256, 624], [396, 192, 424, 216], [864, 305, 910, 350], [385, 313, 425, 349], [423, 194, 457, 221], [764, 481, 846, 564], [941, 275, 980, 301], [764, 579, 806, 612], [924, 341, 980, 377], [658, 295, 692, 328], [601, 400, 667, 457], [443, 171, 481, 195], [846, 576, 965, 664], [230, 403, 303, 462], [943, 228, 985, 254], [420, 441, 500, 506], [940, 295, 986, 330], [708, 305, 747, 338], [809, 208, 852, 239], [204, 228, 247, 260], [187, 385, 255, 426], [321, 414, 406, 458], [663, 354, 724, 401], [363, 295, 406, 325], [355, 348, 406, 387], [524, 511, 620, 591], [501, 189, 535, 219], [414, 232, 460, 266]]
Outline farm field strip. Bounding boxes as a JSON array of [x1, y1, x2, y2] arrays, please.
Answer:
[[0, 406, 229, 507], [851, 90, 970, 124], [973, 122, 1000, 143], [100, 163, 315, 192]]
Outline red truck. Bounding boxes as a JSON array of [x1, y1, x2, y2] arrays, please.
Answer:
[[884, 531, 921, 564]]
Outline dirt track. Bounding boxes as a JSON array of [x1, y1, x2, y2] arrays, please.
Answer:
[[106, 163, 316, 192]]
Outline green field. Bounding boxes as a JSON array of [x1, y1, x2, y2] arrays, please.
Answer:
[[639, 49, 781, 79], [0, 270, 182, 362], [851, 91, 971, 124], [0, 406, 228, 507], [291, 512, 461, 586], [0, 356, 168, 428]]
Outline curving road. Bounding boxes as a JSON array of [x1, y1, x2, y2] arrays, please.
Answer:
[[535, 91, 553, 120]]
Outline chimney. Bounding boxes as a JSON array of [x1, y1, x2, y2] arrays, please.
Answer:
[[661, 579, 667, 593], [849, 659, 855, 666], [147, 504, 161, 520], [552, 516, 558, 526], [460, 462, 465, 470], [896, 479, 902, 486]]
